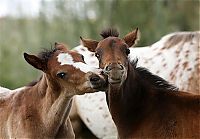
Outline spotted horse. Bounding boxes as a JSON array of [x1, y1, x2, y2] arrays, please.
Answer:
[[73, 30, 200, 138]]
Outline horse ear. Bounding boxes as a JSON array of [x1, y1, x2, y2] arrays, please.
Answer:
[[123, 28, 140, 47], [24, 53, 47, 71], [54, 42, 68, 51], [80, 36, 99, 52]]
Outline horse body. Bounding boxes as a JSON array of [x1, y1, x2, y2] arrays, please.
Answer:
[[0, 43, 106, 138], [81, 28, 200, 138]]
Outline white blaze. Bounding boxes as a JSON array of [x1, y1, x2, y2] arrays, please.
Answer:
[[57, 53, 100, 73], [57, 53, 74, 65]]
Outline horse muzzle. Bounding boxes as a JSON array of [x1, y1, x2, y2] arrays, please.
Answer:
[[87, 72, 108, 91], [103, 63, 126, 85]]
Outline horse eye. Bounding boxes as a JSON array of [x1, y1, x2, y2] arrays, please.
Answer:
[[57, 72, 66, 79], [95, 53, 100, 59], [126, 48, 130, 55]]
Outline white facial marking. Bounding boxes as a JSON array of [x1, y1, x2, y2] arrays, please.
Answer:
[[57, 53, 74, 65], [57, 53, 100, 73]]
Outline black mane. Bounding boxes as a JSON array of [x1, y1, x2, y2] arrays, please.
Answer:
[[131, 59, 178, 92], [100, 28, 119, 39], [38, 47, 58, 63]]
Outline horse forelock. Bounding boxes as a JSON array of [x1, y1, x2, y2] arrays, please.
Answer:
[[38, 47, 58, 63], [100, 28, 119, 39]]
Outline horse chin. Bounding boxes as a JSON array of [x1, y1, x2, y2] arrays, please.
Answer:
[[108, 78, 125, 88], [108, 78, 121, 84], [108, 72, 127, 87]]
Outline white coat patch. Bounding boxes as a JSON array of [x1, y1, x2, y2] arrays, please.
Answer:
[[57, 53, 100, 73]]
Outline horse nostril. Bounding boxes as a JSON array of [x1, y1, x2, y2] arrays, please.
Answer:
[[119, 64, 124, 70], [105, 65, 111, 71], [90, 75, 100, 82]]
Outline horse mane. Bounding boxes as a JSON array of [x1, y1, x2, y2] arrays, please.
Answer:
[[38, 47, 58, 63], [100, 28, 119, 39], [131, 59, 178, 92]]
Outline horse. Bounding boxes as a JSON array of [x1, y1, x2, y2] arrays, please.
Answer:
[[0, 43, 107, 138], [73, 30, 199, 138], [81, 28, 200, 138]]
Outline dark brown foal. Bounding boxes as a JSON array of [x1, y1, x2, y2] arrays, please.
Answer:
[[81, 28, 200, 138]]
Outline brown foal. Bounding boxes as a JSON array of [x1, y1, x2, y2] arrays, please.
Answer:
[[0, 43, 106, 138], [81, 28, 200, 138]]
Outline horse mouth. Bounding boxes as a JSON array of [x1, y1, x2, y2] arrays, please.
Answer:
[[104, 68, 126, 85], [108, 78, 122, 85]]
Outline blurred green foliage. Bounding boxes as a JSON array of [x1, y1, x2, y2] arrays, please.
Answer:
[[0, 0, 199, 89]]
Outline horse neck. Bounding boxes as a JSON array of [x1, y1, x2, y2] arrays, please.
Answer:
[[33, 74, 61, 103], [107, 63, 152, 135], [32, 74, 73, 135]]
